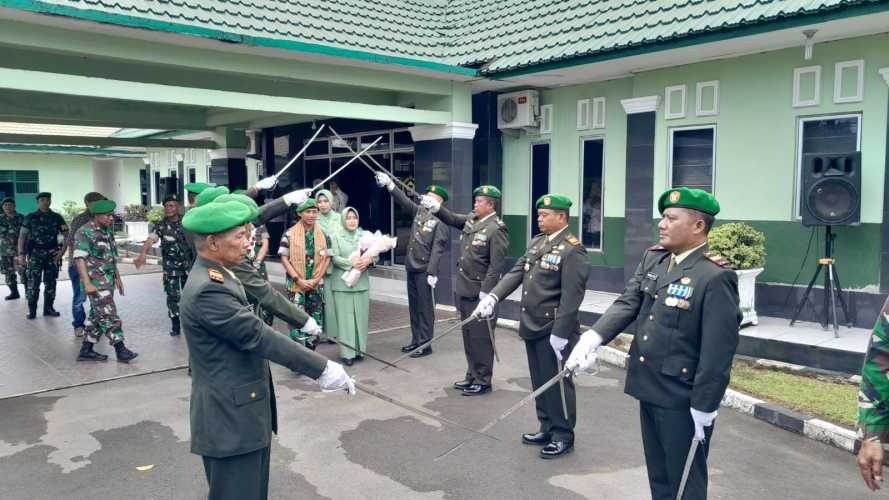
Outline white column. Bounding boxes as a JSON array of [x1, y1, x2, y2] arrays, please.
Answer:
[[92, 158, 124, 207]]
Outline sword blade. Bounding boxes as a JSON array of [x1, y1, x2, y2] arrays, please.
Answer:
[[353, 380, 498, 442], [276, 123, 326, 179], [486, 318, 500, 363], [329, 127, 424, 203], [676, 437, 701, 500], [327, 338, 411, 374], [381, 315, 477, 371], [558, 359, 570, 421], [312, 135, 382, 191]]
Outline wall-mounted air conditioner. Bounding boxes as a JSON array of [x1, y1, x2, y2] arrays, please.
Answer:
[[497, 90, 539, 129]]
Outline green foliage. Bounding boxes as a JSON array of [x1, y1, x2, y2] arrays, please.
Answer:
[[708, 222, 766, 269], [60, 200, 85, 223], [147, 206, 164, 225], [122, 204, 147, 222]]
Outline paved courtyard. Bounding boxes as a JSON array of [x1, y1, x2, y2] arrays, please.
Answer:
[[0, 271, 875, 499]]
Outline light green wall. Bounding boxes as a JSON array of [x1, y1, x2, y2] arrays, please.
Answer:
[[635, 33, 889, 223]]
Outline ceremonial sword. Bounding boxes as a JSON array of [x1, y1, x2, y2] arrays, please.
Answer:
[[324, 337, 411, 373], [676, 437, 701, 500], [311, 136, 382, 191], [259, 124, 326, 189], [381, 314, 479, 371], [485, 318, 500, 363]]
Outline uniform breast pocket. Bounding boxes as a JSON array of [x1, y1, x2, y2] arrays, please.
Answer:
[[660, 356, 697, 384], [640, 278, 657, 298], [232, 380, 268, 407]]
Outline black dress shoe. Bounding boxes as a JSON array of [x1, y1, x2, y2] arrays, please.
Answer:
[[342, 358, 354, 366], [453, 379, 473, 390], [521, 432, 552, 445], [409, 347, 432, 358], [461, 384, 491, 396], [400, 343, 418, 353], [540, 440, 573, 459], [43, 308, 61, 317]]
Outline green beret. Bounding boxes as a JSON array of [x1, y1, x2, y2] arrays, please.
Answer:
[[296, 198, 317, 213], [90, 199, 116, 215], [214, 193, 259, 221], [658, 187, 720, 216], [1, 197, 14, 205], [162, 193, 180, 204], [425, 185, 449, 202], [473, 185, 501, 199], [535, 193, 572, 211], [36, 192, 51, 200], [184, 182, 211, 195], [182, 201, 252, 235], [195, 186, 230, 207]]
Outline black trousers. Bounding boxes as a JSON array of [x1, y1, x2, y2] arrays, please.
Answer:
[[202, 446, 271, 500], [640, 402, 713, 500], [457, 295, 496, 385], [524, 335, 576, 442], [406, 271, 434, 345]]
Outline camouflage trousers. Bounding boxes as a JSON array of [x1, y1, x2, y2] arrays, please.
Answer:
[[287, 280, 324, 347], [1, 254, 25, 288], [84, 287, 124, 345], [25, 249, 59, 304], [162, 271, 189, 319]]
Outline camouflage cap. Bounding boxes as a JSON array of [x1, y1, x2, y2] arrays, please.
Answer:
[[657, 187, 720, 216], [473, 185, 501, 199], [535, 193, 572, 211], [425, 185, 449, 202], [90, 199, 116, 215], [182, 201, 252, 235], [195, 186, 230, 207]]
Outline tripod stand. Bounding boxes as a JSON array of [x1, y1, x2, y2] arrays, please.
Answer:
[[790, 226, 852, 337]]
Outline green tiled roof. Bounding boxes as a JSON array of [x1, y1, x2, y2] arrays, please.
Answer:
[[3, 0, 886, 76]]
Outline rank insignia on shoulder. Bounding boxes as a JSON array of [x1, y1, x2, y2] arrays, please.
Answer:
[[565, 235, 580, 246], [208, 268, 225, 283], [647, 244, 667, 251], [703, 251, 731, 268]]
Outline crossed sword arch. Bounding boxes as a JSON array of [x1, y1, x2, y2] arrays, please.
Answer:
[[262, 128, 700, 499]]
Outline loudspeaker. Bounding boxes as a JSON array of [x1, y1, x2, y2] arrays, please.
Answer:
[[801, 152, 861, 226]]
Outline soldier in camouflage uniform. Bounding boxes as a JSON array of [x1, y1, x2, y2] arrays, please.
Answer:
[[18, 192, 68, 319], [135, 193, 193, 336], [0, 197, 24, 300], [857, 295, 889, 491], [74, 199, 138, 363]]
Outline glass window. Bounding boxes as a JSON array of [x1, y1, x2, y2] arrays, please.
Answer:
[[188, 167, 196, 183], [391, 152, 415, 266], [795, 114, 860, 216], [670, 127, 715, 192], [580, 138, 604, 250], [393, 130, 413, 150]]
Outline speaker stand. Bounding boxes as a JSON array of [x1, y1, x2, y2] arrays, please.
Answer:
[[790, 226, 852, 337]]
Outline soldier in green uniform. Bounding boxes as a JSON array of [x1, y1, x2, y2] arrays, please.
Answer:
[[374, 172, 449, 357], [18, 192, 68, 319], [420, 185, 509, 395], [73, 200, 138, 363], [856, 295, 889, 491], [0, 197, 24, 300], [475, 193, 589, 459], [63, 192, 107, 337], [135, 193, 193, 336], [567, 187, 741, 499], [180, 199, 354, 500]]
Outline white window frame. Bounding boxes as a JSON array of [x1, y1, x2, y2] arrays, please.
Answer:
[[833, 60, 864, 104], [592, 97, 607, 129], [539, 104, 554, 134], [793, 66, 821, 107], [664, 85, 687, 119], [576, 99, 590, 130], [578, 135, 605, 252], [793, 113, 862, 218], [667, 125, 716, 194], [695, 80, 719, 116]]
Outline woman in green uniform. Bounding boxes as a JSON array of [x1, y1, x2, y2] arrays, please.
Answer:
[[315, 189, 341, 343], [329, 207, 374, 365]]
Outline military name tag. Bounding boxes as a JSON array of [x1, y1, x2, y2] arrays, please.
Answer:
[[646, 272, 658, 281]]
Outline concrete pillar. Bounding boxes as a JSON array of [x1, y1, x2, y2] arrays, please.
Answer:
[[92, 158, 124, 207], [879, 68, 889, 293], [209, 127, 250, 191], [409, 122, 478, 306]]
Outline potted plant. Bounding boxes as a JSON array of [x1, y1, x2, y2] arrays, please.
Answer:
[[708, 222, 766, 326]]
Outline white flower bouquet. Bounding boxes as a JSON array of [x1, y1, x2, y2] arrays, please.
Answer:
[[341, 230, 397, 287]]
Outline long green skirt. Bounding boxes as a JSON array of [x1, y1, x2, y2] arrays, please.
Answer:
[[322, 282, 339, 339], [333, 290, 369, 360]]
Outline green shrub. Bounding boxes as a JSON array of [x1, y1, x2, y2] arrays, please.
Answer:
[[122, 204, 147, 222], [147, 206, 164, 225], [708, 222, 766, 269], [60, 200, 85, 223]]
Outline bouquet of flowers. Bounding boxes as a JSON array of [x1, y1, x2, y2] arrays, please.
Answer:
[[341, 230, 398, 287]]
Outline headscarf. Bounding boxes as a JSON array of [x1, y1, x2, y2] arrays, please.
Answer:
[[340, 207, 360, 239], [315, 189, 341, 237]]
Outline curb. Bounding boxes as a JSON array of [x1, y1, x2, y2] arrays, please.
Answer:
[[595, 345, 860, 454]]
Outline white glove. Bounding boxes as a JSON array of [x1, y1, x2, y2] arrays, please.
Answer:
[[690, 408, 717, 441], [426, 275, 438, 288], [318, 360, 357, 395], [549, 335, 569, 361], [419, 195, 441, 212], [565, 330, 603, 373], [374, 172, 393, 190], [473, 294, 497, 318], [478, 291, 488, 301], [283, 188, 313, 207], [255, 175, 279, 191], [302, 316, 322, 337]]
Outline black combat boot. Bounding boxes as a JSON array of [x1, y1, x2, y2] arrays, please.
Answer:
[[43, 298, 60, 317], [5, 284, 19, 300], [26, 301, 37, 320], [77, 340, 109, 362], [169, 317, 181, 336], [114, 341, 139, 363]]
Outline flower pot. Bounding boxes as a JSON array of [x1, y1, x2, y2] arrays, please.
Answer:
[[735, 268, 763, 326]]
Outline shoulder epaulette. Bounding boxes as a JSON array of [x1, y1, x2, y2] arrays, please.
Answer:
[[208, 268, 225, 283], [565, 234, 581, 247], [647, 245, 668, 251], [496, 218, 506, 227], [703, 251, 731, 268]]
